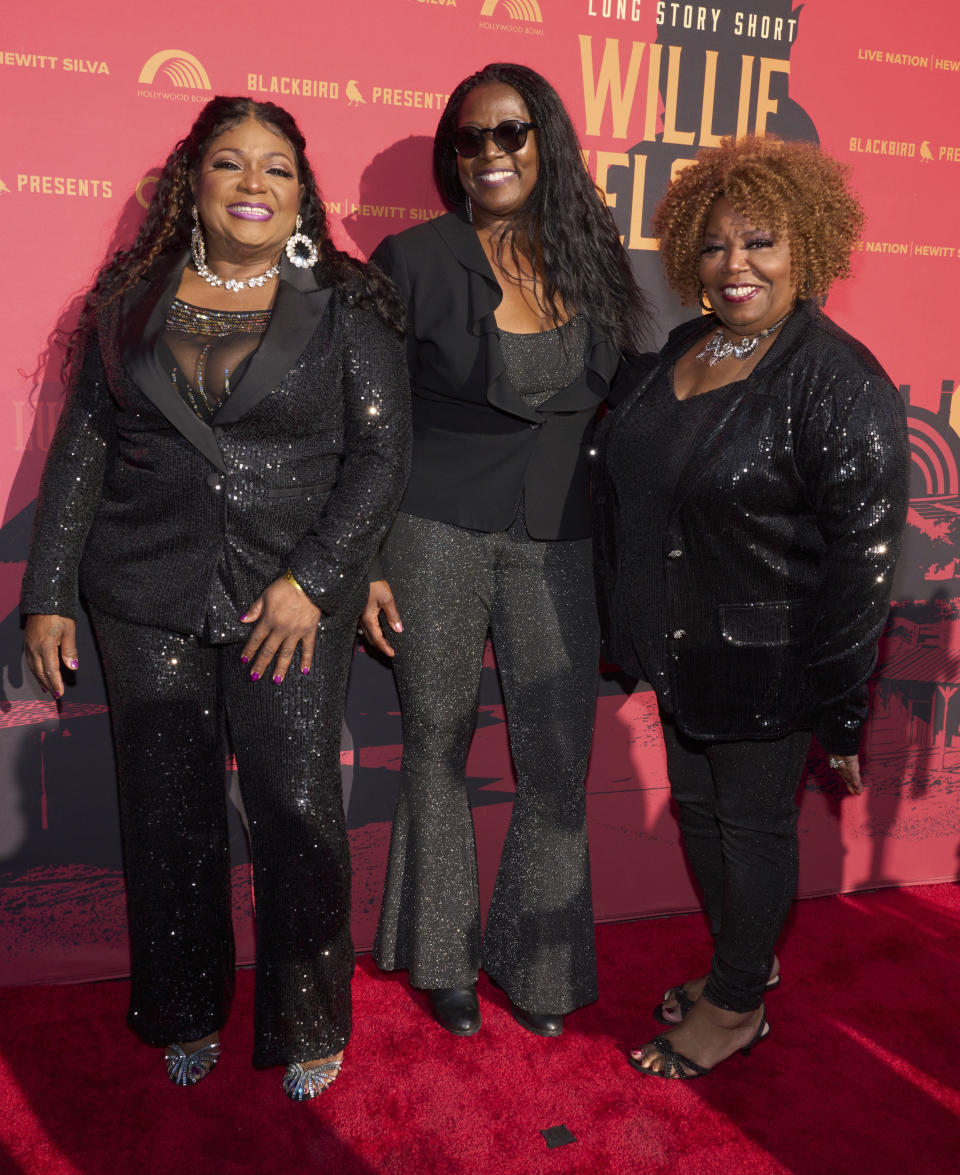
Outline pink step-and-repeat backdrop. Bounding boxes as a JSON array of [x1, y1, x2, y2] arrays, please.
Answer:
[[1, 0, 958, 983]]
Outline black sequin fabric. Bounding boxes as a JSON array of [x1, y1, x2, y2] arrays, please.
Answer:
[[593, 302, 910, 754], [22, 261, 411, 1065], [22, 282, 411, 641], [92, 607, 356, 1066]]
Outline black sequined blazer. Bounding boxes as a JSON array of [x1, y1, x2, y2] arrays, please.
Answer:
[[370, 210, 621, 540], [593, 301, 909, 754], [21, 251, 411, 640]]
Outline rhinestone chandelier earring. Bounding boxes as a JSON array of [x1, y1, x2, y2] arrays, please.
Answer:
[[285, 215, 319, 269], [191, 205, 206, 267]]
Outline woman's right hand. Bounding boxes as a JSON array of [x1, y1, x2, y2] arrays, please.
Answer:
[[24, 614, 79, 699], [358, 579, 402, 657]]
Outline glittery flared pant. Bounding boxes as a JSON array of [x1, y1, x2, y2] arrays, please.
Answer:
[[91, 609, 355, 1068], [661, 717, 812, 1012], [372, 513, 599, 1015]]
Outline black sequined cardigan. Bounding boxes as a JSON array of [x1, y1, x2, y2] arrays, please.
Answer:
[[593, 301, 909, 754], [21, 251, 411, 639]]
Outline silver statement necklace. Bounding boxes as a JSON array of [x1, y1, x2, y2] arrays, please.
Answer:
[[696, 309, 793, 367], [194, 257, 279, 292]]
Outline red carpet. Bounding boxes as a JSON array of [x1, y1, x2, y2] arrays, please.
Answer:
[[1, 883, 958, 1175]]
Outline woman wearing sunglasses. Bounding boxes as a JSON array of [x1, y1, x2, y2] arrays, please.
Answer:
[[359, 62, 649, 1037]]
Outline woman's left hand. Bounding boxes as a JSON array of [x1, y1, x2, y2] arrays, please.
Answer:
[[827, 753, 862, 795], [240, 576, 322, 683]]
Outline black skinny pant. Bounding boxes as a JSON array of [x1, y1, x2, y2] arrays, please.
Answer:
[[660, 716, 812, 1012], [372, 513, 600, 1015], [91, 609, 355, 1068]]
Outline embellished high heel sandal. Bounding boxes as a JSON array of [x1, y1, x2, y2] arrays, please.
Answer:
[[164, 1039, 221, 1086], [629, 1010, 770, 1080], [282, 1054, 343, 1101], [654, 972, 781, 1025]]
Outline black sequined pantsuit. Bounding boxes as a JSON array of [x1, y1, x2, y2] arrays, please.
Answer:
[[372, 513, 599, 1015], [91, 609, 355, 1068], [661, 717, 812, 1012]]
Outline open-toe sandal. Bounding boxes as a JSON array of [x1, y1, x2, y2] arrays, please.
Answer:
[[282, 1055, 343, 1101], [629, 1011, 770, 1079], [164, 1040, 221, 1086]]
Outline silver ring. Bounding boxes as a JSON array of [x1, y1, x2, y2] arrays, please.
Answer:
[[829, 756, 842, 769]]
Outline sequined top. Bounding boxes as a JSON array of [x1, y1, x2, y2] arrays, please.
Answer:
[[498, 316, 588, 540], [593, 301, 910, 753], [499, 315, 588, 407], [163, 299, 271, 421]]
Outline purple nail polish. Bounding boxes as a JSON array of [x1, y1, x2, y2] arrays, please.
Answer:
[[40, 685, 46, 694], [69, 659, 79, 670], [272, 674, 282, 685], [239, 613, 249, 622], [240, 655, 249, 664], [250, 671, 260, 682], [301, 666, 310, 675]]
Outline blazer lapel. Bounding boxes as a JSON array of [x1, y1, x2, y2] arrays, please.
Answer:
[[120, 250, 227, 472], [213, 258, 332, 426], [432, 212, 542, 424], [432, 211, 617, 421]]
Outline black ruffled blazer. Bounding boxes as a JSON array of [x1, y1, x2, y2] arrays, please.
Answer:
[[21, 251, 411, 639], [371, 210, 621, 540], [592, 302, 910, 754]]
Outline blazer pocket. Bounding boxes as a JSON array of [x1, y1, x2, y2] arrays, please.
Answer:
[[263, 481, 336, 500], [719, 599, 816, 648]]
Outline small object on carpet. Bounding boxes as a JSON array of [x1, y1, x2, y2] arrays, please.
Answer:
[[540, 1125, 576, 1149]]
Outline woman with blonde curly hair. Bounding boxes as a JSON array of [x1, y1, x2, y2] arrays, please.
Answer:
[[593, 136, 909, 1077]]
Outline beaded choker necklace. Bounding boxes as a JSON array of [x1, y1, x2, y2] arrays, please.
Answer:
[[696, 309, 793, 367]]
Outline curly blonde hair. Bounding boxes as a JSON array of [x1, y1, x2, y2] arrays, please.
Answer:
[[652, 136, 864, 306]]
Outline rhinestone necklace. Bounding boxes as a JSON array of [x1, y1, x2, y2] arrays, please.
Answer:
[[696, 309, 793, 367], [193, 257, 280, 292]]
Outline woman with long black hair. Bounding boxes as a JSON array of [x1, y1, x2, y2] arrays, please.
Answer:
[[22, 96, 410, 1099], [359, 63, 649, 1038]]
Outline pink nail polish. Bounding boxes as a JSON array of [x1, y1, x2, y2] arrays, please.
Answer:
[[250, 671, 260, 682], [272, 674, 282, 685], [240, 655, 249, 664], [69, 659, 79, 670]]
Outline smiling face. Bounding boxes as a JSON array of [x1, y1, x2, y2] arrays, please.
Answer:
[[192, 114, 303, 265], [698, 196, 795, 335], [455, 82, 538, 230]]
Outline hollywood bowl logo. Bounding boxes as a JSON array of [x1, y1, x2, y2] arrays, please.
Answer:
[[138, 49, 211, 90], [480, 0, 543, 21]]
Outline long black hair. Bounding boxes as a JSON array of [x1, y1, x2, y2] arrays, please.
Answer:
[[434, 63, 649, 353], [66, 96, 403, 373]]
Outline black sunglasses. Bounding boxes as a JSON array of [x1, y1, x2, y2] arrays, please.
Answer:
[[452, 120, 537, 159]]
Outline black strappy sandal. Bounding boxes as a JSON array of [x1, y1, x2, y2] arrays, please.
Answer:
[[629, 1011, 770, 1079]]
